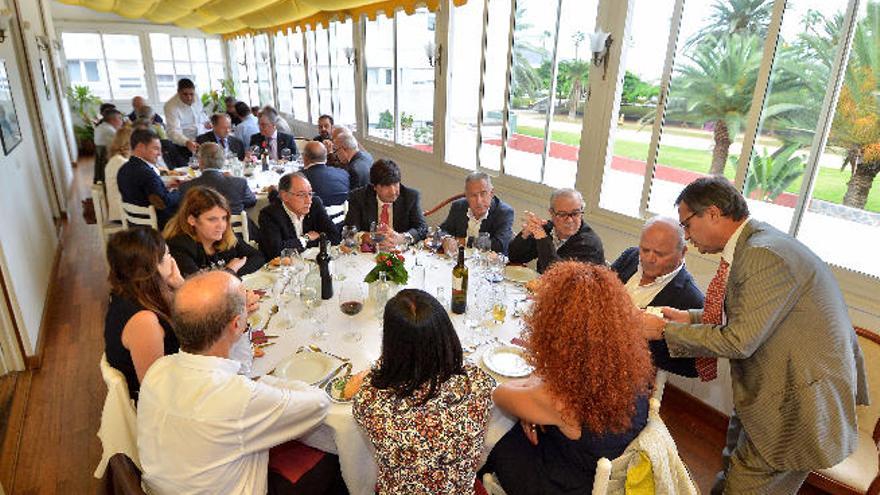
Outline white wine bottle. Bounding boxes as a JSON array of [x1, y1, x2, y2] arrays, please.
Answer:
[[451, 246, 468, 314]]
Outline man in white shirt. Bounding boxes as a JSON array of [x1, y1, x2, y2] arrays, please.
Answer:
[[93, 108, 124, 183], [138, 270, 343, 495], [163, 78, 210, 154], [609, 217, 704, 377]]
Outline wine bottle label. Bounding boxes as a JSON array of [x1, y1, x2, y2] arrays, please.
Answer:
[[453, 276, 464, 291]]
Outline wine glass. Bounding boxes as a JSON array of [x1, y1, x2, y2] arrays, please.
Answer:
[[369, 221, 386, 248], [308, 305, 329, 341], [280, 148, 293, 163], [475, 232, 492, 252], [300, 283, 319, 319], [339, 281, 366, 343]]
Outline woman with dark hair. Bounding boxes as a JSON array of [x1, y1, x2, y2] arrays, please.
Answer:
[[352, 289, 494, 494], [163, 186, 264, 277], [104, 227, 184, 400], [484, 261, 655, 495]]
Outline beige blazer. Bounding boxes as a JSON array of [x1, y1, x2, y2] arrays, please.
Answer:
[[665, 220, 869, 471]]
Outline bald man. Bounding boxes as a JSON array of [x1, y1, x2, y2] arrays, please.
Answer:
[[301, 141, 350, 214], [137, 270, 342, 494], [128, 95, 163, 125], [610, 217, 704, 377], [259, 172, 340, 259]]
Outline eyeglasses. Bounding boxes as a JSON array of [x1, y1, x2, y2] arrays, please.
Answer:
[[551, 209, 583, 220], [679, 211, 699, 230], [286, 191, 314, 199]]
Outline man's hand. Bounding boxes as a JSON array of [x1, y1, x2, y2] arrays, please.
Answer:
[[185, 140, 198, 153], [641, 312, 667, 341], [305, 231, 320, 242], [204, 121, 213, 129], [245, 290, 260, 314], [661, 307, 690, 324], [441, 236, 459, 255], [520, 419, 541, 446], [227, 257, 247, 273]]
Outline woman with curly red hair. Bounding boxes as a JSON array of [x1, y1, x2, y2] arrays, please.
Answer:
[[484, 261, 655, 494]]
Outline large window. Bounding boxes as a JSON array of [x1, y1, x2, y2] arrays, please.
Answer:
[[151, 33, 225, 102], [61, 32, 146, 100], [232, 34, 274, 107]]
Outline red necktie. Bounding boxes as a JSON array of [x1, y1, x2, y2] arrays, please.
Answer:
[[696, 258, 729, 381], [380, 203, 390, 226]]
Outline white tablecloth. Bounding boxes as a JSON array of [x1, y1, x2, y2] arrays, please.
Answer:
[[244, 252, 522, 495]]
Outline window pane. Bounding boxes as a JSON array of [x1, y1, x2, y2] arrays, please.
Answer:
[[274, 32, 293, 114], [254, 34, 273, 106], [150, 33, 173, 61], [305, 30, 321, 123], [542, 0, 597, 188], [798, 3, 880, 277], [84, 61, 100, 82], [155, 61, 177, 101], [365, 13, 395, 140], [332, 21, 356, 129], [647, 1, 766, 217], [479, 0, 513, 171], [290, 31, 309, 121], [445, 0, 484, 169], [172, 37, 190, 62], [396, 8, 435, 152], [505, 0, 557, 183], [68, 61, 82, 82], [209, 63, 225, 91], [315, 26, 333, 117], [61, 32, 110, 99], [188, 38, 207, 62], [206, 39, 224, 63], [193, 62, 211, 96], [598, 0, 673, 217], [102, 34, 146, 99]]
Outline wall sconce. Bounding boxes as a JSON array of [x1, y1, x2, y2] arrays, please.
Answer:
[[343, 47, 355, 66], [35, 34, 49, 52], [589, 29, 613, 80], [0, 0, 9, 44], [292, 49, 302, 65]]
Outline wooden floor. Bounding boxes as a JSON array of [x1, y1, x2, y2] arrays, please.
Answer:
[[0, 158, 830, 494]]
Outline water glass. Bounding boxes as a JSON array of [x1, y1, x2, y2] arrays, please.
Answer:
[[229, 332, 254, 376], [280, 148, 293, 162]]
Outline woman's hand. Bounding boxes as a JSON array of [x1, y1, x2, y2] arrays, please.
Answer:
[[520, 419, 541, 446], [226, 257, 247, 273], [165, 256, 185, 289]]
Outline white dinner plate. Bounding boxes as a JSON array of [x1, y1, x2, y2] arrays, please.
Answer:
[[503, 266, 538, 284], [482, 345, 534, 378], [272, 352, 339, 385], [242, 272, 276, 290], [301, 247, 319, 260]]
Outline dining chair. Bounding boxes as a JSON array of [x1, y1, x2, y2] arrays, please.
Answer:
[[326, 200, 348, 226], [120, 202, 158, 230], [95, 354, 140, 479], [806, 327, 880, 495], [294, 137, 311, 153], [423, 193, 465, 217], [230, 211, 251, 246], [91, 183, 124, 252], [105, 453, 146, 495]]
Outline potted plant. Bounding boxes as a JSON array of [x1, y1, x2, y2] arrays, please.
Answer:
[[66, 85, 102, 155], [201, 78, 236, 114]]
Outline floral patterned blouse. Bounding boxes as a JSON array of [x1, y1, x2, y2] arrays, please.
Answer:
[[352, 363, 495, 495]]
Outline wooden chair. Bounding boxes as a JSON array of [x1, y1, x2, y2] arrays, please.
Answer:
[[105, 453, 146, 495], [294, 137, 311, 153], [423, 193, 465, 217], [230, 211, 251, 246], [121, 202, 158, 230], [326, 200, 348, 226], [91, 183, 123, 252], [806, 327, 880, 495]]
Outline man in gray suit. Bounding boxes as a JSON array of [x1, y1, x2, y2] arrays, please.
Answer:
[[643, 176, 869, 494]]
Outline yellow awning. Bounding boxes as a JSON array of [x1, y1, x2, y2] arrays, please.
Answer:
[[55, 0, 468, 36]]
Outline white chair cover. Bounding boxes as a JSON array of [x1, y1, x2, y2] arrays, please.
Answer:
[[94, 353, 141, 478]]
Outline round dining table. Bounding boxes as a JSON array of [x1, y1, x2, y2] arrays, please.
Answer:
[[242, 250, 527, 495]]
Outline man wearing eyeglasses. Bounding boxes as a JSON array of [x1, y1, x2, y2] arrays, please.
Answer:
[[258, 172, 340, 260], [507, 188, 604, 273]]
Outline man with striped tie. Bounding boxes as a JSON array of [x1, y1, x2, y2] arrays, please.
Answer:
[[642, 176, 868, 494]]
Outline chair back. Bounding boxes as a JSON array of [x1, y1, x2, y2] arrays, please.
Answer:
[[121, 202, 158, 230], [326, 200, 348, 226], [106, 453, 146, 495], [423, 193, 465, 217], [855, 328, 880, 437], [294, 137, 311, 152], [230, 212, 250, 245], [92, 183, 124, 252], [95, 354, 140, 478]]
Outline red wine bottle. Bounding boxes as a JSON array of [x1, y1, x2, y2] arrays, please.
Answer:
[[317, 233, 333, 300]]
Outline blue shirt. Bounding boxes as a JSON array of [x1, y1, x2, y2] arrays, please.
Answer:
[[234, 115, 259, 148]]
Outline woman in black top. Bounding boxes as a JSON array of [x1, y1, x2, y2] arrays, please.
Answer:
[[163, 186, 264, 277], [104, 227, 184, 400]]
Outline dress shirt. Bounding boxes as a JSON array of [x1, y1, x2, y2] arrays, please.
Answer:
[[138, 351, 329, 495], [717, 218, 750, 324], [163, 94, 208, 146], [466, 208, 489, 241], [94, 122, 117, 147], [282, 203, 310, 249], [235, 114, 259, 146], [624, 263, 684, 309]]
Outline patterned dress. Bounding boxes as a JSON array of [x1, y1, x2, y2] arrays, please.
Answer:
[[352, 363, 495, 495]]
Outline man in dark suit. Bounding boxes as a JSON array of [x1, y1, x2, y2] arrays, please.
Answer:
[[508, 188, 604, 273], [258, 173, 340, 259], [610, 217, 704, 377], [301, 141, 349, 216], [248, 107, 298, 160], [439, 172, 514, 255], [117, 128, 180, 227], [196, 113, 245, 160], [344, 159, 428, 247], [333, 132, 372, 190]]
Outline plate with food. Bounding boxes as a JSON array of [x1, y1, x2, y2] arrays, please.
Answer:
[[242, 271, 276, 290], [482, 345, 534, 378], [324, 373, 359, 404], [271, 352, 339, 385], [504, 266, 539, 284]]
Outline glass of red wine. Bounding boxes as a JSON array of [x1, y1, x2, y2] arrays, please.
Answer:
[[340, 281, 365, 343]]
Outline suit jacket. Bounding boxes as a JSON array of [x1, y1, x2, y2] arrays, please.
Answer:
[[302, 163, 349, 208], [249, 131, 298, 159], [344, 184, 428, 242], [177, 169, 256, 215], [258, 196, 341, 260], [166, 234, 264, 278], [346, 150, 373, 190], [439, 196, 515, 255], [664, 220, 869, 471], [196, 131, 245, 161], [611, 247, 704, 377], [508, 220, 605, 273], [116, 156, 180, 227]]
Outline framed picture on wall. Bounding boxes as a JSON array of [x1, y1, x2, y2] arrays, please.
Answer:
[[39, 58, 51, 100], [0, 60, 22, 154]]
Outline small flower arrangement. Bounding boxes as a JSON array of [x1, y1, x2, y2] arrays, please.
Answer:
[[364, 251, 408, 285]]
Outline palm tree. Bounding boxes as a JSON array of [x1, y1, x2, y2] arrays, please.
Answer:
[[687, 0, 773, 47], [572, 31, 585, 61], [669, 34, 800, 175], [740, 144, 806, 201], [557, 60, 591, 118], [510, 6, 545, 100]]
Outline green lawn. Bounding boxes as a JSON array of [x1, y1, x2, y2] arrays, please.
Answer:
[[516, 125, 880, 213]]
